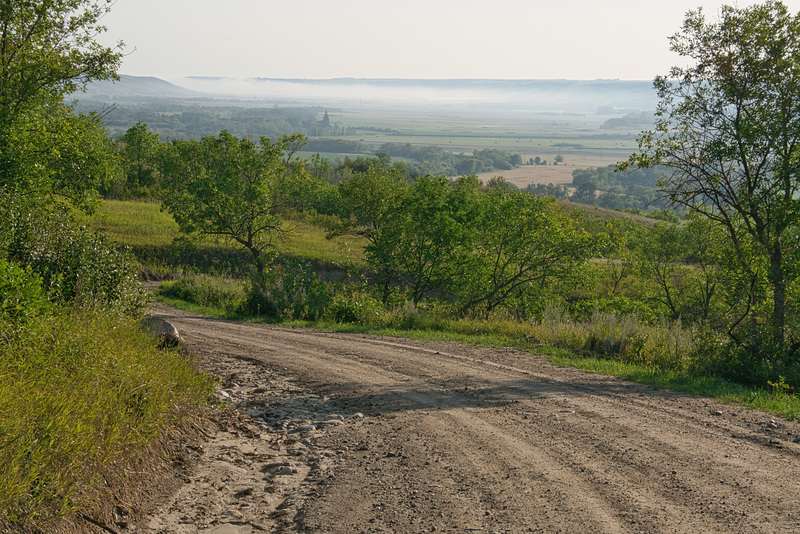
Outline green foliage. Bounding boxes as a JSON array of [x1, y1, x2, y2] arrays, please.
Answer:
[[161, 131, 308, 276], [158, 274, 246, 313], [0, 0, 122, 210], [376, 143, 523, 177], [628, 0, 800, 356], [371, 174, 471, 303], [524, 182, 570, 200], [349, 174, 598, 316], [0, 260, 49, 322], [326, 290, 382, 325], [110, 122, 166, 199], [454, 190, 598, 318], [0, 308, 213, 529], [5, 208, 146, 312], [242, 262, 332, 320], [570, 164, 670, 211], [88, 103, 321, 140]]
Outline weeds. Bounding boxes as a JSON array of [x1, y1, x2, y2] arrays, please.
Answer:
[[0, 308, 213, 529]]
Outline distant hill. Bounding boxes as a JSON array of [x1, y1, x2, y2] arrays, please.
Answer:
[[75, 75, 198, 100]]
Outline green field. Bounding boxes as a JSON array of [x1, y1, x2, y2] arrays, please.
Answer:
[[330, 107, 640, 161]]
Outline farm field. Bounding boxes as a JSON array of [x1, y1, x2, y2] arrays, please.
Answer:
[[304, 104, 642, 187]]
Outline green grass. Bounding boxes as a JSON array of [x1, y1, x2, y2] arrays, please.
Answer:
[[280, 219, 365, 266], [0, 307, 214, 530], [79, 201, 366, 275], [77, 200, 179, 247]]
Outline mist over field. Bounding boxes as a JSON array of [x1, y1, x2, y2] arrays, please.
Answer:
[[181, 77, 657, 113], [84, 75, 657, 114]]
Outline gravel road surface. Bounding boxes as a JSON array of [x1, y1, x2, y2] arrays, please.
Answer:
[[134, 303, 800, 534]]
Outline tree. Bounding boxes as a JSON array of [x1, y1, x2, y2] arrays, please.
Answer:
[[0, 0, 122, 205], [626, 1, 800, 355], [161, 131, 307, 277], [0, 1, 144, 311], [454, 190, 596, 318], [116, 122, 164, 198], [368, 174, 470, 303]]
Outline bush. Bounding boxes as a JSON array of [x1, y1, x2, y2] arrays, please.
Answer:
[[326, 290, 381, 325], [6, 210, 145, 313], [0, 260, 49, 322], [242, 262, 332, 320]]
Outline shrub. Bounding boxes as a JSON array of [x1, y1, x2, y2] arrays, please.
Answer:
[[0, 260, 49, 322], [326, 290, 381, 325], [242, 262, 332, 320], [6, 210, 146, 313]]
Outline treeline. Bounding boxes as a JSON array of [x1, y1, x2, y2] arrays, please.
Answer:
[[105, 123, 526, 198], [567, 164, 672, 213], [75, 100, 324, 140]]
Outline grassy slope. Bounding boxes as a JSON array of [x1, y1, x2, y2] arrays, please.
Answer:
[[0, 308, 214, 530], [79, 200, 365, 271]]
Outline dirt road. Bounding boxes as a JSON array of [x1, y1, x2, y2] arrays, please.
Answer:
[[137, 303, 800, 534]]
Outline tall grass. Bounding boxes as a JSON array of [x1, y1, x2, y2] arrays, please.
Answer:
[[0, 307, 214, 529], [76, 200, 179, 247], [78, 200, 366, 278]]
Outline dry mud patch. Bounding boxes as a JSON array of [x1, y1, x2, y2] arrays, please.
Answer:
[[129, 303, 800, 534]]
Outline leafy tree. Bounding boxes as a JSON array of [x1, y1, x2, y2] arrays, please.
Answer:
[[116, 122, 164, 198], [0, 0, 122, 207], [455, 190, 596, 318], [626, 1, 800, 355], [336, 164, 409, 242], [161, 131, 307, 277], [368, 174, 469, 303], [484, 176, 517, 191], [0, 1, 144, 312]]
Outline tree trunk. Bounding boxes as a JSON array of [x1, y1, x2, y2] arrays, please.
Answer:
[[769, 249, 786, 349]]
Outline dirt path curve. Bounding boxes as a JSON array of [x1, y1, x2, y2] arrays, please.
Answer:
[[135, 303, 800, 534]]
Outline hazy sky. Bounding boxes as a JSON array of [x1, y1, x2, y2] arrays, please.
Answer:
[[99, 0, 800, 82]]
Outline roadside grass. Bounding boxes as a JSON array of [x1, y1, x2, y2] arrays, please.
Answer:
[[0, 307, 214, 530]]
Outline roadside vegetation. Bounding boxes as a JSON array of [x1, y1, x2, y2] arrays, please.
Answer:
[[0, 1, 213, 531], [4, 0, 800, 530]]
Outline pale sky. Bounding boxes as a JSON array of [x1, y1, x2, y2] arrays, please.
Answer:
[[99, 0, 800, 82]]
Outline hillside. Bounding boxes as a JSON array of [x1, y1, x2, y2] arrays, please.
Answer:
[[75, 74, 198, 100]]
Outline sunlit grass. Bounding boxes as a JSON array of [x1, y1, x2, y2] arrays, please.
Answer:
[[80, 200, 366, 270], [0, 308, 214, 529], [77, 200, 179, 247], [280, 219, 365, 266]]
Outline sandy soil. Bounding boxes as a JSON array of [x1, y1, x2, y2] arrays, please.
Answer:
[[130, 303, 800, 534]]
